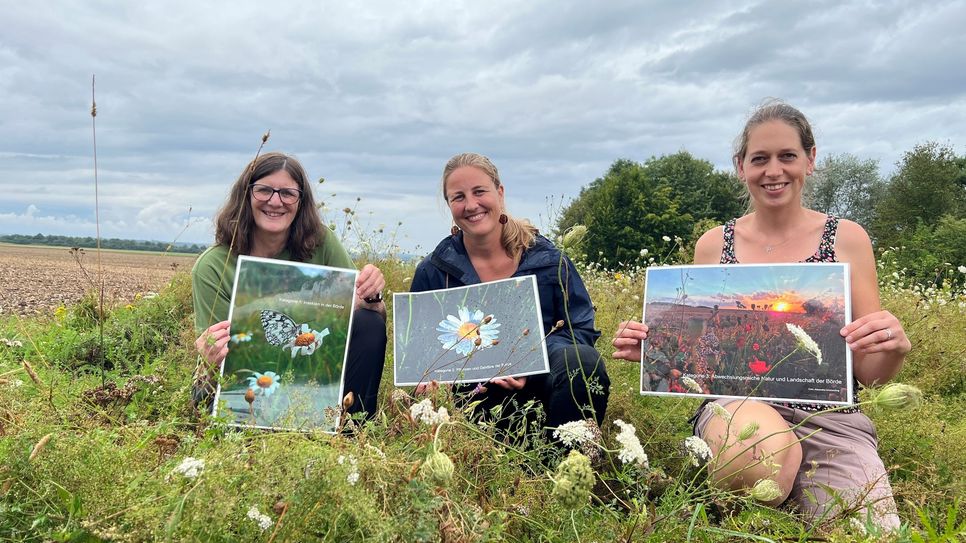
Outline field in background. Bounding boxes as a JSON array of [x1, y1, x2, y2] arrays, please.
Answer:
[[0, 244, 197, 316]]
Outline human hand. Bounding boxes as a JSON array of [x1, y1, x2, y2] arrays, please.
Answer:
[[194, 320, 230, 378], [841, 310, 911, 355], [489, 376, 527, 391], [415, 380, 440, 396], [612, 320, 648, 361], [355, 264, 386, 304]]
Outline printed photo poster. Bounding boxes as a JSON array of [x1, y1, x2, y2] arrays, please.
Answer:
[[640, 263, 853, 405], [393, 276, 550, 386], [213, 255, 357, 432]]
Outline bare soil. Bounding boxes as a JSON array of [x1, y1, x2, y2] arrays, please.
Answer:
[[0, 244, 198, 316]]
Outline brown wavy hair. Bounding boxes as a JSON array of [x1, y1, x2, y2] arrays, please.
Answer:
[[733, 99, 816, 169], [213, 151, 324, 261], [441, 152, 538, 259]]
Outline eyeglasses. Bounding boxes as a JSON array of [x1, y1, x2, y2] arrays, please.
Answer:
[[250, 183, 302, 204]]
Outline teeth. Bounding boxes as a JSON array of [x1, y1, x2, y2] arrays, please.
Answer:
[[763, 183, 788, 190]]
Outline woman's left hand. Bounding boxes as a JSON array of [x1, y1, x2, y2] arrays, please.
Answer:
[[489, 376, 527, 391], [355, 264, 386, 304], [841, 310, 912, 355]]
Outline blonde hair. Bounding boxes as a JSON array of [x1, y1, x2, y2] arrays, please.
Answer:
[[441, 152, 538, 259]]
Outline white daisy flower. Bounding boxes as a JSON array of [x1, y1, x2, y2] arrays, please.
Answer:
[[230, 332, 253, 344], [282, 324, 330, 358], [436, 306, 500, 356], [246, 371, 281, 397]]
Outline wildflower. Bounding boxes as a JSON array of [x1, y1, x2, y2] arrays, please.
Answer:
[[752, 342, 760, 351], [419, 450, 455, 485], [173, 457, 205, 479], [749, 479, 783, 502], [0, 338, 23, 348], [246, 371, 281, 397], [640, 248, 648, 256], [959, 265, 966, 274], [230, 332, 253, 344], [436, 306, 500, 355], [338, 454, 360, 485], [551, 450, 594, 509], [283, 324, 330, 358], [409, 398, 450, 425], [553, 420, 595, 447], [871, 383, 922, 411], [246, 506, 273, 532], [786, 323, 822, 365], [662, 235, 671, 242], [748, 357, 771, 376], [737, 421, 760, 441], [613, 420, 648, 468], [684, 436, 712, 467], [680, 376, 703, 394], [561, 225, 587, 251], [706, 402, 731, 422]]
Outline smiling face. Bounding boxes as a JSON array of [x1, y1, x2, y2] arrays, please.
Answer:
[[738, 119, 816, 210], [444, 165, 505, 241], [251, 169, 300, 237]]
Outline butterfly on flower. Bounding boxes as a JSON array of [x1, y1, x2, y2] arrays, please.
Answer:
[[259, 310, 331, 358]]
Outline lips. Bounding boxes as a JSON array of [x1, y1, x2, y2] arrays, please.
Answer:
[[463, 211, 487, 223], [761, 182, 790, 191]]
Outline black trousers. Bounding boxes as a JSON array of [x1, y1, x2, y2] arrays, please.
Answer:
[[456, 343, 610, 436], [193, 308, 387, 420], [342, 308, 387, 419]]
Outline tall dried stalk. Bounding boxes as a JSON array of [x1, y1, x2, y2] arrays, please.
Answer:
[[91, 75, 106, 385]]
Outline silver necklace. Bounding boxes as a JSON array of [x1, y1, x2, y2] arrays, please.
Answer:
[[763, 235, 794, 253]]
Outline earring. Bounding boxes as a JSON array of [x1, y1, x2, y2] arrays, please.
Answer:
[[451, 224, 460, 236], [499, 213, 508, 225]]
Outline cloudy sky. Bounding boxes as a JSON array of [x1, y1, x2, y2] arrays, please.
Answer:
[[2, 1, 965, 254]]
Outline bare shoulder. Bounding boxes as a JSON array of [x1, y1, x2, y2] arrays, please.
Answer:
[[693, 225, 724, 264], [834, 219, 873, 259]]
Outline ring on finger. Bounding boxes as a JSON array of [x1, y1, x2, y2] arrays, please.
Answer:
[[883, 328, 893, 341]]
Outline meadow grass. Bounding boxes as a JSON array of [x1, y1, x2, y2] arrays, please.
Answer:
[[0, 255, 964, 542]]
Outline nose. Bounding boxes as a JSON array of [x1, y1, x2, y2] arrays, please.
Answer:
[[764, 157, 782, 177]]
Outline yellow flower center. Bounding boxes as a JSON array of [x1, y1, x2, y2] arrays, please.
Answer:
[[256, 375, 274, 388], [294, 332, 316, 346], [457, 322, 480, 339]]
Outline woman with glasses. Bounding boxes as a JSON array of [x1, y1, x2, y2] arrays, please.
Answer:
[[191, 151, 387, 419]]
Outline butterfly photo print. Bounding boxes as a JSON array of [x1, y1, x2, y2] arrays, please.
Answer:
[[213, 256, 358, 432]]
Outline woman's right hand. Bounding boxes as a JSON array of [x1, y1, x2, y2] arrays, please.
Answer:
[[612, 320, 649, 361], [195, 320, 231, 379]]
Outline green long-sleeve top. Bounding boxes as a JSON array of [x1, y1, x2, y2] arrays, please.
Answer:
[[191, 236, 355, 334]]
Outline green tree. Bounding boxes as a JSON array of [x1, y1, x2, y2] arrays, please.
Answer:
[[804, 153, 884, 231], [557, 152, 743, 267], [872, 142, 966, 247]]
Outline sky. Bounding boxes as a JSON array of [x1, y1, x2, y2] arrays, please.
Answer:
[[2, 1, 965, 255], [644, 264, 847, 313]]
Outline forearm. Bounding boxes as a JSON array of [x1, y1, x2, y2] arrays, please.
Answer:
[[854, 350, 906, 387]]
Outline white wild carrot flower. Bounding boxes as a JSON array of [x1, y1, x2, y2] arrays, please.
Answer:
[[681, 376, 703, 393], [786, 323, 823, 365], [553, 420, 595, 447], [684, 436, 712, 467], [706, 402, 731, 422], [409, 398, 450, 425], [173, 457, 205, 479], [749, 479, 783, 502], [246, 506, 273, 531], [338, 454, 360, 485], [613, 420, 648, 468]]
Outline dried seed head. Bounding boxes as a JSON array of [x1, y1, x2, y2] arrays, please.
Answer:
[[522, 328, 530, 336], [261, 130, 271, 143], [473, 337, 482, 346], [244, 388, 256, 404], [273, 500, 286, 515], [490, 339, 500, 346], [342, 391, 355, 410], [22, 361, 42, 388], [90, 102, 97, 117], [482, 315, 493, 324], [29, 434, 53, 462], [555, 320, 565, 330]]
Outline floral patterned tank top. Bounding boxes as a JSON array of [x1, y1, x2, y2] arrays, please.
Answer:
[[720, 215, 861, 413]]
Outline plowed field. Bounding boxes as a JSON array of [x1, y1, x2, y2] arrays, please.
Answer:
[[0, 244, 198, 316]]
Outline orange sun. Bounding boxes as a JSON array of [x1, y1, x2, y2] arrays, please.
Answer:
[[773, 301, 790, 312]]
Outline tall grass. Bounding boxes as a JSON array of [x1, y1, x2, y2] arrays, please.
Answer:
[[0, 251, 963, 541]]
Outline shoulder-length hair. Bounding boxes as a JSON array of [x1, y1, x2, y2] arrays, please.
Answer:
[[212, 151, 324, 261]]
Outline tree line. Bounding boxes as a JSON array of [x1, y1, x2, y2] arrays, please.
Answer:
[[555, 142, 966, 285], [0, 233, 208, 254]]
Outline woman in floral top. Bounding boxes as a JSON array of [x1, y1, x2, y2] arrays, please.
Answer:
[[613, 101, 911, 530]]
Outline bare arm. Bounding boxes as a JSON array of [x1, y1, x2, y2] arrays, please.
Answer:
[[836, 220, 911, 386]]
